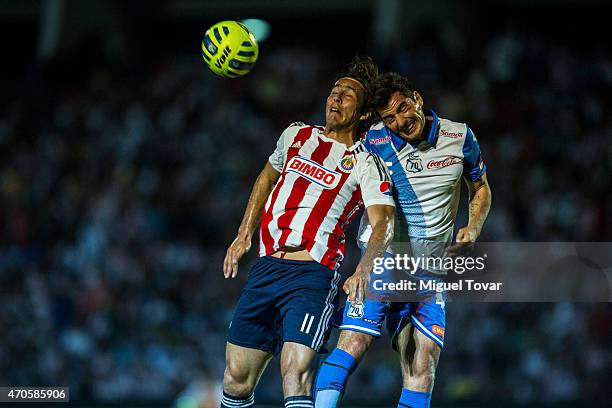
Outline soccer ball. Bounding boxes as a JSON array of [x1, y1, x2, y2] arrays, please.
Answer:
[[201, 21, 259, 78]]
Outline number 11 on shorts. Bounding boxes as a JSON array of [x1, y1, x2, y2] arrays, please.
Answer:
[[300, 313, 315, 334]]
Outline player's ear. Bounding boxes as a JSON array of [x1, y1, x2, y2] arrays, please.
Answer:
[[413, 91, 424, 109]]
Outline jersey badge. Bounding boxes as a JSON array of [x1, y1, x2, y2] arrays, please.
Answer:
[[405, 151, 423, 173], [347, 301, 364, 318], [339, 155, 356, 172]]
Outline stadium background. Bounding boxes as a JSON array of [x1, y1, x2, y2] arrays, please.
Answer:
[[0, 0, 610, 407]]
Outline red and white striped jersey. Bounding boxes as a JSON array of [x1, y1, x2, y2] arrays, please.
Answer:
[[259, 123, 395, 270]]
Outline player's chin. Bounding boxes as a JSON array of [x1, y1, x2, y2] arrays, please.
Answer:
[[403, 122, 423, 140], [326, 114, 338, 126]]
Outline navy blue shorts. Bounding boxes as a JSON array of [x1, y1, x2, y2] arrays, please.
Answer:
[[228, 256, 340, 354]]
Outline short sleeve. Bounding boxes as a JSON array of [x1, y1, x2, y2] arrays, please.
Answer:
[[268, 129, 288, 172], [358, 153, 396, 208], [463, 127, 486, 181]]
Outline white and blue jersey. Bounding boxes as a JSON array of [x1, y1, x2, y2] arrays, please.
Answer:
[[337, 110, 487, 348], [358, 109, 486, 268]]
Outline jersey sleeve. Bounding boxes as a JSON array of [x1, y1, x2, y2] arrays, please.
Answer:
[[463, 127, 487, 181], [268, 126, 292, 172], [358, 153, 396, 208]]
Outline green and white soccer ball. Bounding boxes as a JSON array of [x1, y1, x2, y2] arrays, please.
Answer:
[[201, 20, 259, 78]]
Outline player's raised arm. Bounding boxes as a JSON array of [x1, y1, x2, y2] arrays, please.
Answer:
[[452, 127, 492, 248], [223, 162, 280, 279], [456, 173, 492, 244]]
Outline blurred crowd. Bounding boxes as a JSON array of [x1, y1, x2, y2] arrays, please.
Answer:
[[0, 25, 611, 406]]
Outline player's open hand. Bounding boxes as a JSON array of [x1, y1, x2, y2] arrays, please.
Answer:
[[343, 265, 370, 303], [223, 235, 252, 279], [447, 226, 478, 256]]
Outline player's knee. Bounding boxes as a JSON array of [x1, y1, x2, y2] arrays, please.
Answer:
[[223, 362, 255, 396], [337, 331, 374, 361]]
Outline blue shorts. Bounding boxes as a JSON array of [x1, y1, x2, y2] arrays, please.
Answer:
[[228, 256, 340, 354], [336, 252, 446, 349]]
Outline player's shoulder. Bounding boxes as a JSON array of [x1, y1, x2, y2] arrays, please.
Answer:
[[437, 117, 469, 140], [361, 121, 394, 153], [366, 121, 390, 139], [352, 143, 385, 172], [280, 122, 322, 141], [286, 121, 323, 131]]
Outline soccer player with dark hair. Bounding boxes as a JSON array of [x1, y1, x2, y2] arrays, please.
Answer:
[[220, 57, 396, 408], [315, 72, 492, 408]]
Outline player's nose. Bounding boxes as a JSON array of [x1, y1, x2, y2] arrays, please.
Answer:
[[396, 115, 407, 129]]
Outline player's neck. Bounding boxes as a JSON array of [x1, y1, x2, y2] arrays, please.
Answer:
[[323, 126, 357, 147]]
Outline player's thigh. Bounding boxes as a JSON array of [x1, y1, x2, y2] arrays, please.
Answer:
[[225, 341, 273, 385], [228, 258, 282, 352], [395, 311, 442, 392], [398, 325, 441, 391], [280, 265, 340, 353], [396, 323, 441, 372]]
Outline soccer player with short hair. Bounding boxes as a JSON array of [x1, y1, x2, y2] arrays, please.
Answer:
[[220, 57, 396, 408], [315, 72, 492, 408]]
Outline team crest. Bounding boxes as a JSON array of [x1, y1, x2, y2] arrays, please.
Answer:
[[405, 151, 423, 173], [339, 155, 356, 172], [347, 300, 364, 318]]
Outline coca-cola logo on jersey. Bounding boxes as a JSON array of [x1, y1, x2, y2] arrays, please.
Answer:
[[426, 156, 461, 170], [286, 156, 340, 189]]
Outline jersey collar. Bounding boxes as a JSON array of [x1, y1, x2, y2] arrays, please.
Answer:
[[316, 126, 363, 151], [424, 109, 439, 145]]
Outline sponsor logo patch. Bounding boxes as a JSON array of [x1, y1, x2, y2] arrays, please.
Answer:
[[432, 325, 445, 337], [286, 156, 340, 188], [369, 135, 392, 145], [379, 181, 392, 196], [427, 156, 461, 170], [440, 129, 463, 138]]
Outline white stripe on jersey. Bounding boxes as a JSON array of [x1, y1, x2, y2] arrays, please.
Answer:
[[285, 134, 322, 246]]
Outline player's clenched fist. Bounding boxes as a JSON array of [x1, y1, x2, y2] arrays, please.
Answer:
[[223, 234, 251, 279]]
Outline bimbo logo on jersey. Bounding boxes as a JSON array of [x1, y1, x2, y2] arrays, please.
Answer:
[[427, 156, 461, 170], [286, 156, 340, 189]]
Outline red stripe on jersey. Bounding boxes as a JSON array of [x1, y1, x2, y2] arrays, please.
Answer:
[[303, 156, 353, 261], [259, 127, 313, 254], [276, 135, 334, 247], [321, 187, 363, 268]]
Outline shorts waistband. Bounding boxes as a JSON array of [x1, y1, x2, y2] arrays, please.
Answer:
[[262, 255, 320, 266]]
